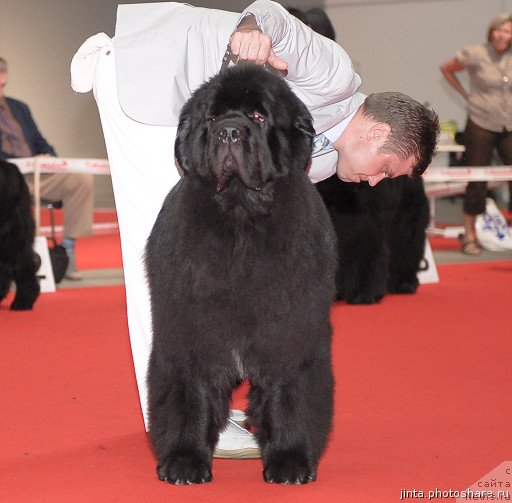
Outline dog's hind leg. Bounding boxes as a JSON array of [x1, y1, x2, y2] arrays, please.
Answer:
[[0, 263, 13, 305], [148, 353, 234, 485], [249, 347, 334, 484], [10, 251, 40, 310]]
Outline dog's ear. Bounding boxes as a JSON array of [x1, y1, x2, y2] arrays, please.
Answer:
[[294, 113, 316, 169], [0, 161, 24, 210], [174, 118, 190, 175], [294, 113, 315, 142]]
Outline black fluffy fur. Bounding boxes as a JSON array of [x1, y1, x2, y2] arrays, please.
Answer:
[[316, 173, 430, 304], [145, 65, 337, 485], [0, 159, 40, 310]]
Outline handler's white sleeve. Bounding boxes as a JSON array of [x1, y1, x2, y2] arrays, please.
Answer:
[[240, 0, 363, 133]]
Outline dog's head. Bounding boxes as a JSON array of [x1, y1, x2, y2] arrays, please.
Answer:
[[0, 160, 27, 215], [175, 64, 314, 194]]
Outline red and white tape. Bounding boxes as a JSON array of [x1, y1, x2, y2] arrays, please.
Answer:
[[424, 166, 512, 182], [10, 157, 512, 184], [10, 157, 110, 175]]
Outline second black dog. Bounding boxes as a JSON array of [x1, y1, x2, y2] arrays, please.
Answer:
[[0, 159, 40, 310], [316, 173, 430, 304]]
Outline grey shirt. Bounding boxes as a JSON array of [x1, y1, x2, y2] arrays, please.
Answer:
[[456, 43, 512, 132]]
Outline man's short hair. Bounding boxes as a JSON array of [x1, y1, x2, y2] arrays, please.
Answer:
[[361, 92, 439, 176], [0, 57, 7, 73]]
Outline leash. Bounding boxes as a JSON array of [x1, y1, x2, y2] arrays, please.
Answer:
[[221, 43, 236, 71], [220, 43, 281, 76]]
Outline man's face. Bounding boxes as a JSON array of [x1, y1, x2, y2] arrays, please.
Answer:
[[491, 21, 512, 54], [337, 145, 415, 186], [333, 112, 415, 186]]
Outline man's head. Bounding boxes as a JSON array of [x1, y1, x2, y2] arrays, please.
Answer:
[[487, 13, 512, 48], [334, 92, 439, 186]]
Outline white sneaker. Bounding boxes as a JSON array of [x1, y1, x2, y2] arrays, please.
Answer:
[[213, 410, 261, 459]]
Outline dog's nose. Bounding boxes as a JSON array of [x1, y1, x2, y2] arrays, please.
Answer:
[[219, 126, 242, 143]]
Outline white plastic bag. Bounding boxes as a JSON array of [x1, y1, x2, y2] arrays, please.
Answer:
[[475, 198, 512, 251]]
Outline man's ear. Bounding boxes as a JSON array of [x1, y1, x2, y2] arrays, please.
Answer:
[[174, 120, 190, 175], [367, 122, 391, 141]]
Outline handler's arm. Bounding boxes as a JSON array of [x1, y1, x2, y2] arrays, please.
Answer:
[[230, 0, 361, 110], [230, 14, 288, 71], [440, 57, 468, 101]]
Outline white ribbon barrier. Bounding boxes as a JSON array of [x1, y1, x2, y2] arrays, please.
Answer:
[[435, 143, 465, 153], [424, 165, 512, 183], [10, 157, 512, 234], [423, 166, 512, 234], [9, 157, 110, 234], [11, 157, 110, 175]]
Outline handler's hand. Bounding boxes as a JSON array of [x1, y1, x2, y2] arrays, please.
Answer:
[[229, 15, 288, 73]]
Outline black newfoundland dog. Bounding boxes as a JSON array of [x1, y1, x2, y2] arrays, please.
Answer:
[[316, 173, 429, 304], [0, 159, 40, 310], [145, 65, 336, 485]]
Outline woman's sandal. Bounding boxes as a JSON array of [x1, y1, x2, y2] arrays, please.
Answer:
[[460, 238, 482, 255]]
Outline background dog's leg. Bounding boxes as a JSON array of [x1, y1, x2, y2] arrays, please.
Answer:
[[10, 251, 40, 310], [334, 210, 389, 304], [387, 178, 429, 294], [0, 263, 12, 306], [249, 349, 334, 484], [148, 354, 233, 485]]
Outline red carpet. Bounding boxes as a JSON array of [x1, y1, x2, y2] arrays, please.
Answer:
[[429, 234, 461, 251], [74, 232, 462, 272], [40, 209, 462, 269], [1, 260, 511, 502], [39, 208, 117, 227], [75, 232, 122, 270]]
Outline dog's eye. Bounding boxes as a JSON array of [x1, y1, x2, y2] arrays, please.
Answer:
[[251, 112, 266, 123], [207, 116, 217, 123]]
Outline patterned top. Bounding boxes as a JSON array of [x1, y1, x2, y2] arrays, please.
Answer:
[[312, 133, 335, 157], [456, 43, 512, 132], [0, 97, 32, 158]]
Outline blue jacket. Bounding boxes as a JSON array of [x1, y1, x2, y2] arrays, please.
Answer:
[[0, 97, 56, 159]]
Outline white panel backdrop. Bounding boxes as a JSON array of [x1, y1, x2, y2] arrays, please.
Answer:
[[1, 0, 512, 158], [326, 0, 512, 131]]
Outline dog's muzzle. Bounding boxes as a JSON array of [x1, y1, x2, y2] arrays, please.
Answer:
[[209, 117, 261, 193], [218, 125, 243, 144]]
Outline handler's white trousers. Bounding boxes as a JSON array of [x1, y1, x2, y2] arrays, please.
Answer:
[[72, 34, 180, 428]]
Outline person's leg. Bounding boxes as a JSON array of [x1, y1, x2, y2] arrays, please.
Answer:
[[91, 39, 260, 459], [93, 45, 180, 429], [37, 173, 94, 279], [495, 130, 512, 215], [462, 119, 495, 252]]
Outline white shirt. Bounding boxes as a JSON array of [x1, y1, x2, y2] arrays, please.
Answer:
[[241, 1, 365, 134], [309, 109, 357, 183], [73, 0, 366, 183]]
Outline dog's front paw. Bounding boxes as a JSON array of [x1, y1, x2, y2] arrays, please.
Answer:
[[346, 292, 384, 305], [10, 299, 35, 311], [263, 450, 317, 485], [389, 280, 418, 295], [157, 454, 212, 485]]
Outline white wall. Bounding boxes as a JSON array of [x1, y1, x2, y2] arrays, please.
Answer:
[[0, 0, 320, 159], [0, 0, 116, 158], [326, 0, 512, 132], [1, 0, 512, 159]]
